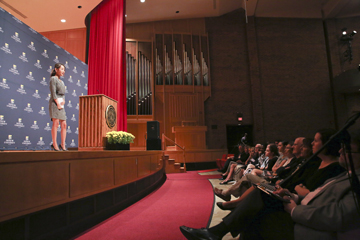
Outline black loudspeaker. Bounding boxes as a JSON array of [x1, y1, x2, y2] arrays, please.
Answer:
[[147, 121, 160, 139], [146, 139, 162, 150]]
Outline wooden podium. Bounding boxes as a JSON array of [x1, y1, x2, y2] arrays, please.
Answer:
[[172, 126, 207, 150], [78, 94, 117, 151]]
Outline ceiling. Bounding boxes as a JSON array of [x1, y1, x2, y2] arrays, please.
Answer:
[[1, 0, 360, 32]]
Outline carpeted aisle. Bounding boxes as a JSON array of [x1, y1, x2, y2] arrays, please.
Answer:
[[74, 171, 220, 240]]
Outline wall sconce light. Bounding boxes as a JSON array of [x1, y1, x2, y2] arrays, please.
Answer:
[[340, 27, 357, 63]]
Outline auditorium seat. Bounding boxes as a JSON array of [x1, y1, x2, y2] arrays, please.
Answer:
[[216, 154, 234, 169]]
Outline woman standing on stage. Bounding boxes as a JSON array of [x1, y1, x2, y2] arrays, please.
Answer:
[[49, 63, 67, 151]]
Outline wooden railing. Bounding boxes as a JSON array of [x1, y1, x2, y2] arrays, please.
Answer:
[[162, 133, 186, 167]]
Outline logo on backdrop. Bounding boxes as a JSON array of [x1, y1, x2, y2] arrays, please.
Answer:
[[68, 75, 73, 83], [65, 61, 69, 69], [32, 89, 41, 99], [42, 36, 50, 42], [1, 43, 12, 54], [12, 16, 23, 24], [73, 66, 78, 73], [81, 71, 85, 78], [1, 78, 10, 89], [47, 66, 52, 73], [76, 103, 79, 110], [31, 121, 39, 130], [72, 90, 77, 97], [67, 126, 72, 133], [76, 80, 81, 87], [28, 41, 36, 51], [40, 77, 47, 86], [19, 52, 28, 62], [24, 103, 33, 113], [0, 27, 4, 33], [9, 64, 19, 75], [29, 27, 37, 34], [65, 86, 68, 93], [84, 83, 88, 90], [4, 135, 15, 145], [17, 85, 27, 95], [42, 49, 49, 58], [75, 127, 79, 134], [11, 32, 21, 43], [38, 106, 46, 116], [7, 99, 17, 109], [0, 115, 7, 126], [54, 56, 59, 63], [34, 59, 42, 69], [14, 118, 25, 128], [71, 114, 76, 121], [44, 123, 51, 131], [70, 139, 76, 147], [37, 137, 45, 146], [67, 100, 72, 108], [22, 136, 31, 146], [45, 94, 50, 101], [26, 71, 35, 81]]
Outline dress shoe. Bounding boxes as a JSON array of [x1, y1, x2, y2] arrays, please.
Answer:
[[216, 202, 235, 211], [213, 188, 231, 201], [59, 144, 68, 151], [180, 226, 221, 240], [50, 144, 60, 151]]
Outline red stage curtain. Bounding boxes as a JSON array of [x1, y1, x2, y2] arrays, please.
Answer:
[[87, 0, 127, 131]]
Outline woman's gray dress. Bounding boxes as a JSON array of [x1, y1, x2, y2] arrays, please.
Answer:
[[49, 76, 66, 120]]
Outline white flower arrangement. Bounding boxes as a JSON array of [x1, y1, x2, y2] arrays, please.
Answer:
[[106, 131, 135, 144]]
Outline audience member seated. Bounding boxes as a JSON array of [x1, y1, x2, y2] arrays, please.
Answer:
[[218, 129, 344, 210], [249, 143, 279, 178], [180, 128, 360, 240], [218, 144, 249, 173], [271, 141, 289, 173], [219, 145, 249, 183], [214, 143, 278, 205]]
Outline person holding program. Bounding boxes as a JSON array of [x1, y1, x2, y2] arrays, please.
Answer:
[[49, 63, 67, 151]]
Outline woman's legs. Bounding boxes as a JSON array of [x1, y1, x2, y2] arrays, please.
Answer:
[[60, 120, 67, 149], [51, 118, 60, 150], [221, 163, 236, 183]]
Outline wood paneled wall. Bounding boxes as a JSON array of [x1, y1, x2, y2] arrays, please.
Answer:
[[40, 28, 87, 62]]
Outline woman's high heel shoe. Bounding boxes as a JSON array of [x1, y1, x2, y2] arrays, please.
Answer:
[[59, 145, 68, 151], [51, 144, 59, 151], [216, 202, 235, 211]]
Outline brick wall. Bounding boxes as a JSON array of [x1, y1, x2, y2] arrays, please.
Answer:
[[204, 10, 358, 148]]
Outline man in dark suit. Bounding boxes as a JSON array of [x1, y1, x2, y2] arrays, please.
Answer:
[[180, 130, 360, 240]]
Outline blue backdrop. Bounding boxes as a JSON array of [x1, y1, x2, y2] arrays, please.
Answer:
[[0, 7, 88, 150]]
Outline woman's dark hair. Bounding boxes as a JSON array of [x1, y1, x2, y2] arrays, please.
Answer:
[[50, 63, 65, 77], [302, 137, 313, 149], [268, 143, 279, 156], [280, 141, 289, 147], [317, 128, 341, 156]]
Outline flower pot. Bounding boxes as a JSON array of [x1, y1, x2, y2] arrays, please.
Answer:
[[106, 142, 130, 150]]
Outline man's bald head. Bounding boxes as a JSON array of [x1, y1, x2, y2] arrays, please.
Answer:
[[293, 137, 305, 158]]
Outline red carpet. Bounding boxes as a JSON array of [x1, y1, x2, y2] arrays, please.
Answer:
[[74, 171, 220, 240]]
